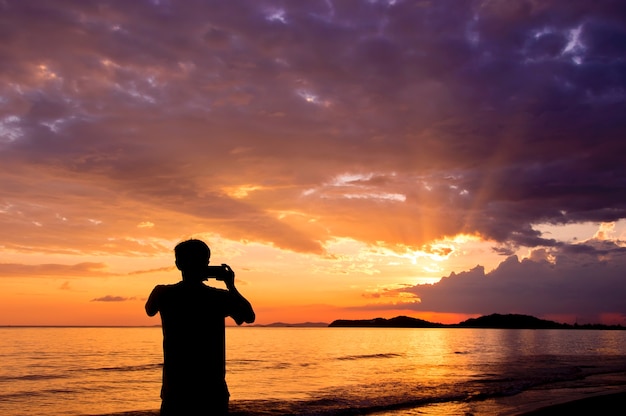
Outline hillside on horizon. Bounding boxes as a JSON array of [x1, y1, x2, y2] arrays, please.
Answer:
[[328, 314, 626, 330]]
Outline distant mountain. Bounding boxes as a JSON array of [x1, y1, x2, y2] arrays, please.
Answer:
[[328, 314, 625, 330], [456, 313, 571, 329], [329, 316, 445, 328], [253, 322, 329, 327]]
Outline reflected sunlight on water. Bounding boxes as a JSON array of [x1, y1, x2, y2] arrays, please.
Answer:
[[1, 327, 626, 415]]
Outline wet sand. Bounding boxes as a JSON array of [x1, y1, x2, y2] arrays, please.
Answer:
[[465, 370, 626, 416], [97, 375, 626, 416], [96, 391, 626, 415], [517, 392, 626, 415]]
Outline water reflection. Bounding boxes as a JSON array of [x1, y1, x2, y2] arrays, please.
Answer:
[[2, 327, 626, 415]]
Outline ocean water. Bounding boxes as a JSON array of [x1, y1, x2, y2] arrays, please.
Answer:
[[1, 327, 626, 416]]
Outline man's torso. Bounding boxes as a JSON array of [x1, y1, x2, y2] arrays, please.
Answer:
[[155, 282, 232, 396]]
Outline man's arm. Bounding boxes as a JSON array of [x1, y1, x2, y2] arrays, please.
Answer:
[[145, 285, 164, 317], [227, 283, 256, 325], [222, 266, 255, 325]]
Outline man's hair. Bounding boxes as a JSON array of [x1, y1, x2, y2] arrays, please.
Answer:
[[174, 239, 211, 271]]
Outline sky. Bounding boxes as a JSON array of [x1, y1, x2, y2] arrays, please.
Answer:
[[1, 0, 626, 326]]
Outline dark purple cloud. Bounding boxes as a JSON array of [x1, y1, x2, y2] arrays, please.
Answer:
[[2, 0, 624, 252], [377, 240, 626, 322]]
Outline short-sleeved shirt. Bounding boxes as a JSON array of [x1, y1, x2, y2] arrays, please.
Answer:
[[149, 281, 237, 401]]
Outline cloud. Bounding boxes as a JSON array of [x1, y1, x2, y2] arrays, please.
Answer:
[[0, 262, 114, 277], [127, 266, 176, 275], [91, 295, 135, 302], [0, 1, 625, 257], [379, 240, 626, 322]]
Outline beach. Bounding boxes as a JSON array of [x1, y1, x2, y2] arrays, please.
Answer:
[[103, 388, 626, 415], [519, 392, 626, 415], [95, 391, 626, 415], [459, 371, 626, 416], [97, 372, 626, 416]]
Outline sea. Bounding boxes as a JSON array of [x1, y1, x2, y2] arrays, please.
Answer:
[[1, 326, 626, 416]]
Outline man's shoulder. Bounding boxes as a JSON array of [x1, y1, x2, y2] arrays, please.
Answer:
[[150, 282, 229, 300], [202, 284, 229, 295], [152, 282, 180, 290], [149, 282, 182, 294], [155, 282, 228, 293]]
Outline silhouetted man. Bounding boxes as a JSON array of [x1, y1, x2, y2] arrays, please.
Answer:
[[146, 239, 255, 415]]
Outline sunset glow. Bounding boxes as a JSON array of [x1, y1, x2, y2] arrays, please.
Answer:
[[1, 1, 625, 326]]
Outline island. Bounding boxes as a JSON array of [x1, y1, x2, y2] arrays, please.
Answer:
[[328, 313, 625, 330], [329, 316, 445, 328]]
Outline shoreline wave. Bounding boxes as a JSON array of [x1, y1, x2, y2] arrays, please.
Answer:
[[89, 390, 626, 416]]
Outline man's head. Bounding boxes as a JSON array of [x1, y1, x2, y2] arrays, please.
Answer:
[[174, 239, 211, 275]]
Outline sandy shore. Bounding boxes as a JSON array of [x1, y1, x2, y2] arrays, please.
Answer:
[[96, 391, 626, 415], [518, 391, 626, 415], [458, 370, 626, 416], [98, 378, 626, 415]]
